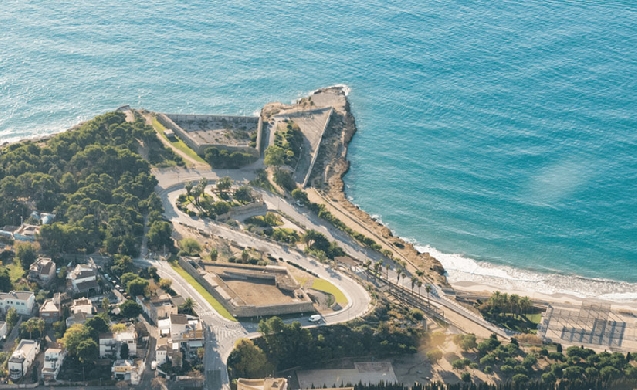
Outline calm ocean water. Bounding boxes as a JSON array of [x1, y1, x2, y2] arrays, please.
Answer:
[[1, 1, 636, 298]]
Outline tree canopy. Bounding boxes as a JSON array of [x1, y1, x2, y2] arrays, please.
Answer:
[[0, 111, 169, 257]]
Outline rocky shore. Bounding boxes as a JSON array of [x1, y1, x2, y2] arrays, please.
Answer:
[[306, 87, 449, 286]]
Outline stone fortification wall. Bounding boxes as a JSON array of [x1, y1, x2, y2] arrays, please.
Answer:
[[303, 108, 332, 187], [156, 113, 259, 157], [178, 258, 314, 318], [167, 114, 259, 124], [217, 201, 267, 221]]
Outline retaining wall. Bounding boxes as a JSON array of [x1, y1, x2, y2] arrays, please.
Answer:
[[178, 258, 314, 318]]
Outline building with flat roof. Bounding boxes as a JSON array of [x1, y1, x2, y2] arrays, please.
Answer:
[[42, 346, 65, 381], [9, 339, 40, 380]]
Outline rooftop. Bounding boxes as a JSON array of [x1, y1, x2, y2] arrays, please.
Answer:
[[0, 291, 34, 301], [170, 313, 188, 325]]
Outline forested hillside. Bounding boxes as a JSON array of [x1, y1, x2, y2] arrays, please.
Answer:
[[0, 111, 171, 256]]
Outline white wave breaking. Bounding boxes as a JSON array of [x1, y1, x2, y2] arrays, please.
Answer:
[[415, 244, 637, 302]]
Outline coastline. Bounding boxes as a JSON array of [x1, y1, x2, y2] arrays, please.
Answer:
[[5, 89, 636, 310], [316, 86, 637, 307]]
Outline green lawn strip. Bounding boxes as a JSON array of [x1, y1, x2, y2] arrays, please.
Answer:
[[525, 313, 542, 324], [171, 263, 237, 322], [311, 279, 348, 305], [151, 117, 208, 164]]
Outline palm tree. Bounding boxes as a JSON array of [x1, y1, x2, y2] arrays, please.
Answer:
[[373, 262, 382, 276], [425, 284, 432, 306], [185, 181, 194, 199], [519, 296, 532, 317], [417, 280, 423, 296], [384, 263, 390, 279], [36, 318, 45, 339], [411, 276, 418, 293], [24, 319, 36, 339], [510, 294, 520, 317]]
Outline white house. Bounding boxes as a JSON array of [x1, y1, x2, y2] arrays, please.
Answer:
[[8, 339, 40, 380], [0, 291, 36, 316], [70, 298, 94, 315], [28, 257, 56, 286], [99, 333, 118, 359], [99, 327, 137, 359], [67, 262, 99, 294], [116, 328, 137, 358], [155, 338, 169, 366], [42, 347, 65, 381], [158, 318, 171, 337], [169, 314, 189, 339], [111, 359, 142, 385]]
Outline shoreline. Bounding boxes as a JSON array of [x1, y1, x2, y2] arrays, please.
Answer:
[[316, 86, 637, 307], [421, 244, 637, 304], [5, 90, 636, 310]]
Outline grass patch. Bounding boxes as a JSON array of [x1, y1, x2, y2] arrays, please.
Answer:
[[525, 313, 542, 324], [171, 263, 237, 322], [7, 260, 24, 282], [311, 278, 348, 305], [151, 117, 208, 165], [481, 312, 541, 334]]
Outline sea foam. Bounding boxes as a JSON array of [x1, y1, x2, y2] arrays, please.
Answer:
[[416, 244, 637, 302]]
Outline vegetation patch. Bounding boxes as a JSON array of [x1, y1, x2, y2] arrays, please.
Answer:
[[228, 308, 423, 380], [170, 263, 237, 322], [477, 291, 542, 334], [151, 116, 207, 164], [311, 278, 348, 305], [204, 146, 257, 169]]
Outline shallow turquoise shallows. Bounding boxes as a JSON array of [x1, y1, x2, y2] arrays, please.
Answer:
[[1, 1, 636, 294]]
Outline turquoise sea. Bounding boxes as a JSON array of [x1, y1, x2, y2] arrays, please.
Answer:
[[1, 1, 636, 298]]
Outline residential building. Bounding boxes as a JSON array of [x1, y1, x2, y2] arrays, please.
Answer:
[[172, 324, 204, 361], [0, 291, 35, 316], [67, 262, 100, 295], [155, 338, 169, 366], [158, 318, 171, 337], [99, 327, 137, 359], [111, 359, 142, 385], [116, 328, 137, 358], [169, 314, 189, 339], [99, 332, 118, 359], [42, 346, 65, 381], [137, 293, 178, 324], [66, 312, 93, 328], [28, 257, 56, 286], [8, 339, 40, 380], [70, 298, 93, 315], [40, 296, 61, 324]]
